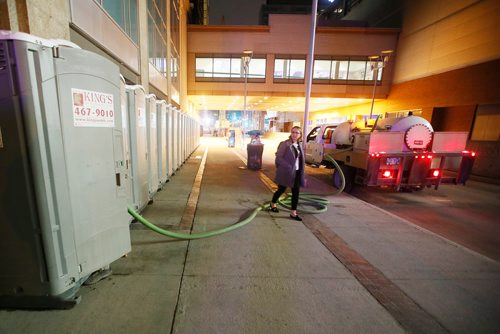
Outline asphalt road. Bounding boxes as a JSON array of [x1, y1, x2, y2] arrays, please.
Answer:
[[306, 165, 500, 262]]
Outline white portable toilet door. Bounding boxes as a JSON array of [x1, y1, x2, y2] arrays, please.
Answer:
[[146, 95, 158, 197], [156, 101, 168, 185], [166, 105, 173, 176], [53, 46, 131, 284], [126, 86, 149, 211], [120, 77, 133, 209], [172, 108, 179, 171]]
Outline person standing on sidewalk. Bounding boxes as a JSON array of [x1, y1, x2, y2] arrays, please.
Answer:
[[269, 126, 305, 221]]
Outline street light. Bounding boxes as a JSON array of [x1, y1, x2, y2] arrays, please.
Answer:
[[368, 50, 393, 119], [242, 49, 253, 130]]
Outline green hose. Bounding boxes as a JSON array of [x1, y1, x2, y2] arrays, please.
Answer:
[[127, 193, 329, 240], [128, 203, 268, 240], [274, 192, 329, 213], [127, 155, 345, 240], [324, 154, 346, 194]]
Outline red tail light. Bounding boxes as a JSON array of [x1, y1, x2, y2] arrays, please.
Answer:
[[382, 170, 393, 178], [462, 150, 477, 157], [429, 169, 440, 177]]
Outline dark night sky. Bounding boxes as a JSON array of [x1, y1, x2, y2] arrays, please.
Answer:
[[208, 0, 268, 25], [207, 0, 337, 26]]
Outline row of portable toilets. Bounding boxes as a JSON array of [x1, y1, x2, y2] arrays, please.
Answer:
[[0, 31, 199, 308], [122, 83, 199, 214]]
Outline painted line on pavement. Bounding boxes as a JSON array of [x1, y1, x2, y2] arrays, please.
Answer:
[[179, 144, 208, 230]]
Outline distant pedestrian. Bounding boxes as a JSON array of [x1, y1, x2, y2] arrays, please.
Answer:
[[269, 126, 305, 221]]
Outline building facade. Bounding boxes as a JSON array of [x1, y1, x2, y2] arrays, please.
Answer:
[[0, 0, 193, 115]]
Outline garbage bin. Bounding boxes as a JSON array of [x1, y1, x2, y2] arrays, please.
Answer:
[[228, 130, 235, 147], [247, 143, 264, 170]]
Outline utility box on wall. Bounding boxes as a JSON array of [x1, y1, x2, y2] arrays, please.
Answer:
[[0, 31, 131, 309]]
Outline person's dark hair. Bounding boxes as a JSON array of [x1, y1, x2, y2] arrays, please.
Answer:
[[289, 126, 302, 142]]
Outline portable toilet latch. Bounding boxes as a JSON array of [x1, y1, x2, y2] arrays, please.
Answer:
[[52, 46, 60, 58]]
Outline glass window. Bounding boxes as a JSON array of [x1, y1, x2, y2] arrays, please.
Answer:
[[213, 58, 231, 77], [313, 60, 331, 79], [333, 60, 349, 80], [365, 65, 384, 81], [100, 0, 138, 43], [171, 50, 179, 82], [289, 59, 305, 79], [348, 60, 368, 80], [274, 56, 305, 82], [170, 0, 181, 92], [274, 59, 286, 78], [307, 126, 320, 142], [195, 55, 266, 81], [147, 0, 167, 77], [231, 58, 241, 77], [248, 58, 266, 78]]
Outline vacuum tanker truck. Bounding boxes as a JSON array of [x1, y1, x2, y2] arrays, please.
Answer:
[[304, 115, 476, 192]]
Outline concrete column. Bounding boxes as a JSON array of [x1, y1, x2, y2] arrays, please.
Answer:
[[0, 0, 30, 33], [180, 0, 189, 112], [1, 0, 70, 39], [166, 0, 172, 105], [138, 0, 150, 92]]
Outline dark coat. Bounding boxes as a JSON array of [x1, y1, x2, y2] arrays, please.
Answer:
[[274, 139, 305, 188]]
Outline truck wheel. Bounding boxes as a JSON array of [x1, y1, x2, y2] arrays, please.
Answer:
[[333, 165, 354, 192]]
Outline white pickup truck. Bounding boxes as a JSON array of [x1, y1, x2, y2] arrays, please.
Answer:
[[304, 116, 476, 192]]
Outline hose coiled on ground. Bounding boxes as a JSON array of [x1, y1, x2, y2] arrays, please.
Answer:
[[127, 155, 345, 240]]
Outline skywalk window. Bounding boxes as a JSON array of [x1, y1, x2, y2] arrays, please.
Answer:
[[195, 55, 266, 82], [274, 56, 306, 83], [313, 57, 383, 84]]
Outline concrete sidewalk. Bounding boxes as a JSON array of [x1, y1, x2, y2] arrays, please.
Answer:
[[1, 136, 499, 334]]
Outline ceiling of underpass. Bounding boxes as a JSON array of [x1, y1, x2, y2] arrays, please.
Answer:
[[188, 95, 372, 113]]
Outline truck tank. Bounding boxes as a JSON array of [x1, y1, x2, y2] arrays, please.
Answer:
[[332, 116, 434, 151], [375, 115, 434, 151]]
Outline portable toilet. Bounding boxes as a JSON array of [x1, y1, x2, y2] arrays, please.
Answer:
[[0, 31, 131, 308], [125, 85, 149, 211], [120, 76, 133, 210], [165, 104, 173, 179], [172, 107, 179, 172], [145, 94, 158, 199], [156, 100, 168, 186]]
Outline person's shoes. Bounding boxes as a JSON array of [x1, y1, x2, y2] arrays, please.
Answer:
[[290, 214, 302, 221], [269, 206, 279, 213]]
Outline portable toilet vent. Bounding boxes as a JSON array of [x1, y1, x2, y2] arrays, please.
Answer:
[[0, 31, 131, 309]]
